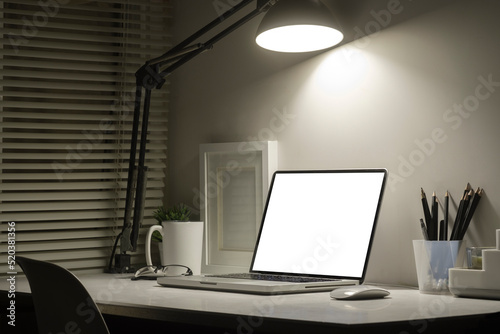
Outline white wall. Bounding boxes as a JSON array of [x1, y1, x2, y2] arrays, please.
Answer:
[[168, 0, 500, 286]]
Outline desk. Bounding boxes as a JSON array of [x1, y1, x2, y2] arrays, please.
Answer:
[[2, 274, 500, 333]]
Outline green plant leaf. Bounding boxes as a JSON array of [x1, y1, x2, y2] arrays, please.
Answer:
[[152, 230, 162, 242], [152, 203, 192, 224]]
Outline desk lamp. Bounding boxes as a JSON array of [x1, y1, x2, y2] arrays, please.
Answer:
[[110, 0, 343, 272]]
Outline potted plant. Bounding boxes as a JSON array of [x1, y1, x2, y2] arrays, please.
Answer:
[[151, 203, 192, 242], [146, 203, 203, 273]]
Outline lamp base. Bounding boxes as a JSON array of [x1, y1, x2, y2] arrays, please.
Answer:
[[107, 254, 134, 273]]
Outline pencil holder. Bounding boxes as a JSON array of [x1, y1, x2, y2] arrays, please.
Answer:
[[413, 240, 465, 294]]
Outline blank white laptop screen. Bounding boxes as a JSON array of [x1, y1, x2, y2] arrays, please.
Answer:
[[251, 170, 386, 279]]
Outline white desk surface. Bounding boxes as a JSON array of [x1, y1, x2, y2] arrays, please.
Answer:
[[5, 273, 500, 332]]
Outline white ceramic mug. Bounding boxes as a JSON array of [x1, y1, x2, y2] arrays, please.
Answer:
[[145, 221, 204, 275]]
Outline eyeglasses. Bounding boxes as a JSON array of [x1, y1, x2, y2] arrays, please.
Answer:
[[132, 265, 193, 280]]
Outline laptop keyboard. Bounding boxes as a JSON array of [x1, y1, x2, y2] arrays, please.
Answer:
[[205, 273, 339, 283]]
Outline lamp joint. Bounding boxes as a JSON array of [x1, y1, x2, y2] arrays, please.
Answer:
[[135, 63, 166, 90]]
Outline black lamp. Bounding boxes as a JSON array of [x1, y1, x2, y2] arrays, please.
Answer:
[[109, 0, 343, 272]]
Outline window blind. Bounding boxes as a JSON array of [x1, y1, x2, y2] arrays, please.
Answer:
[[0, 0, 171, 274]]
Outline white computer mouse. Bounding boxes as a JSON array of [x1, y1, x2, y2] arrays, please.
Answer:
[[330, 285, 390, 300]]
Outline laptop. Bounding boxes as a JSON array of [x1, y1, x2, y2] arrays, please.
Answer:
[[158, 169, 387, 294]]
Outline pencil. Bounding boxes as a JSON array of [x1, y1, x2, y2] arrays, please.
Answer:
[[421, 188, 433, 239], [450, 193, 466, 240], [463, 182, 471, 198], [459, 189, 473, 236], [439, 219, 446, 240], [420, 218, 429, 240], [457, 188, 483, 240], [444, 191, 449, 231], [431, 192, 438, 240]]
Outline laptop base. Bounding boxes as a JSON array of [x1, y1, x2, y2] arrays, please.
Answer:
[[157, 275, 358, 295]]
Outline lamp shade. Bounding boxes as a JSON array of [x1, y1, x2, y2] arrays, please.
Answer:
[[256, 0, 343, 53]]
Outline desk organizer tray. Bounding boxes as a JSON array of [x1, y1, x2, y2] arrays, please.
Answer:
[[449, 229, 500, 300]]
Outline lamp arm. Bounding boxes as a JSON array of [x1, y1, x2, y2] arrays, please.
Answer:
[[160, 0, 278, 78], [148, 0, 255, 67], [136, 0, 279, 88], [116, 0, 279, 265]]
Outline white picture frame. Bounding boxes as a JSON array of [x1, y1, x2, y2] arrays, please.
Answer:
[[199, 141, 278, 274]]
